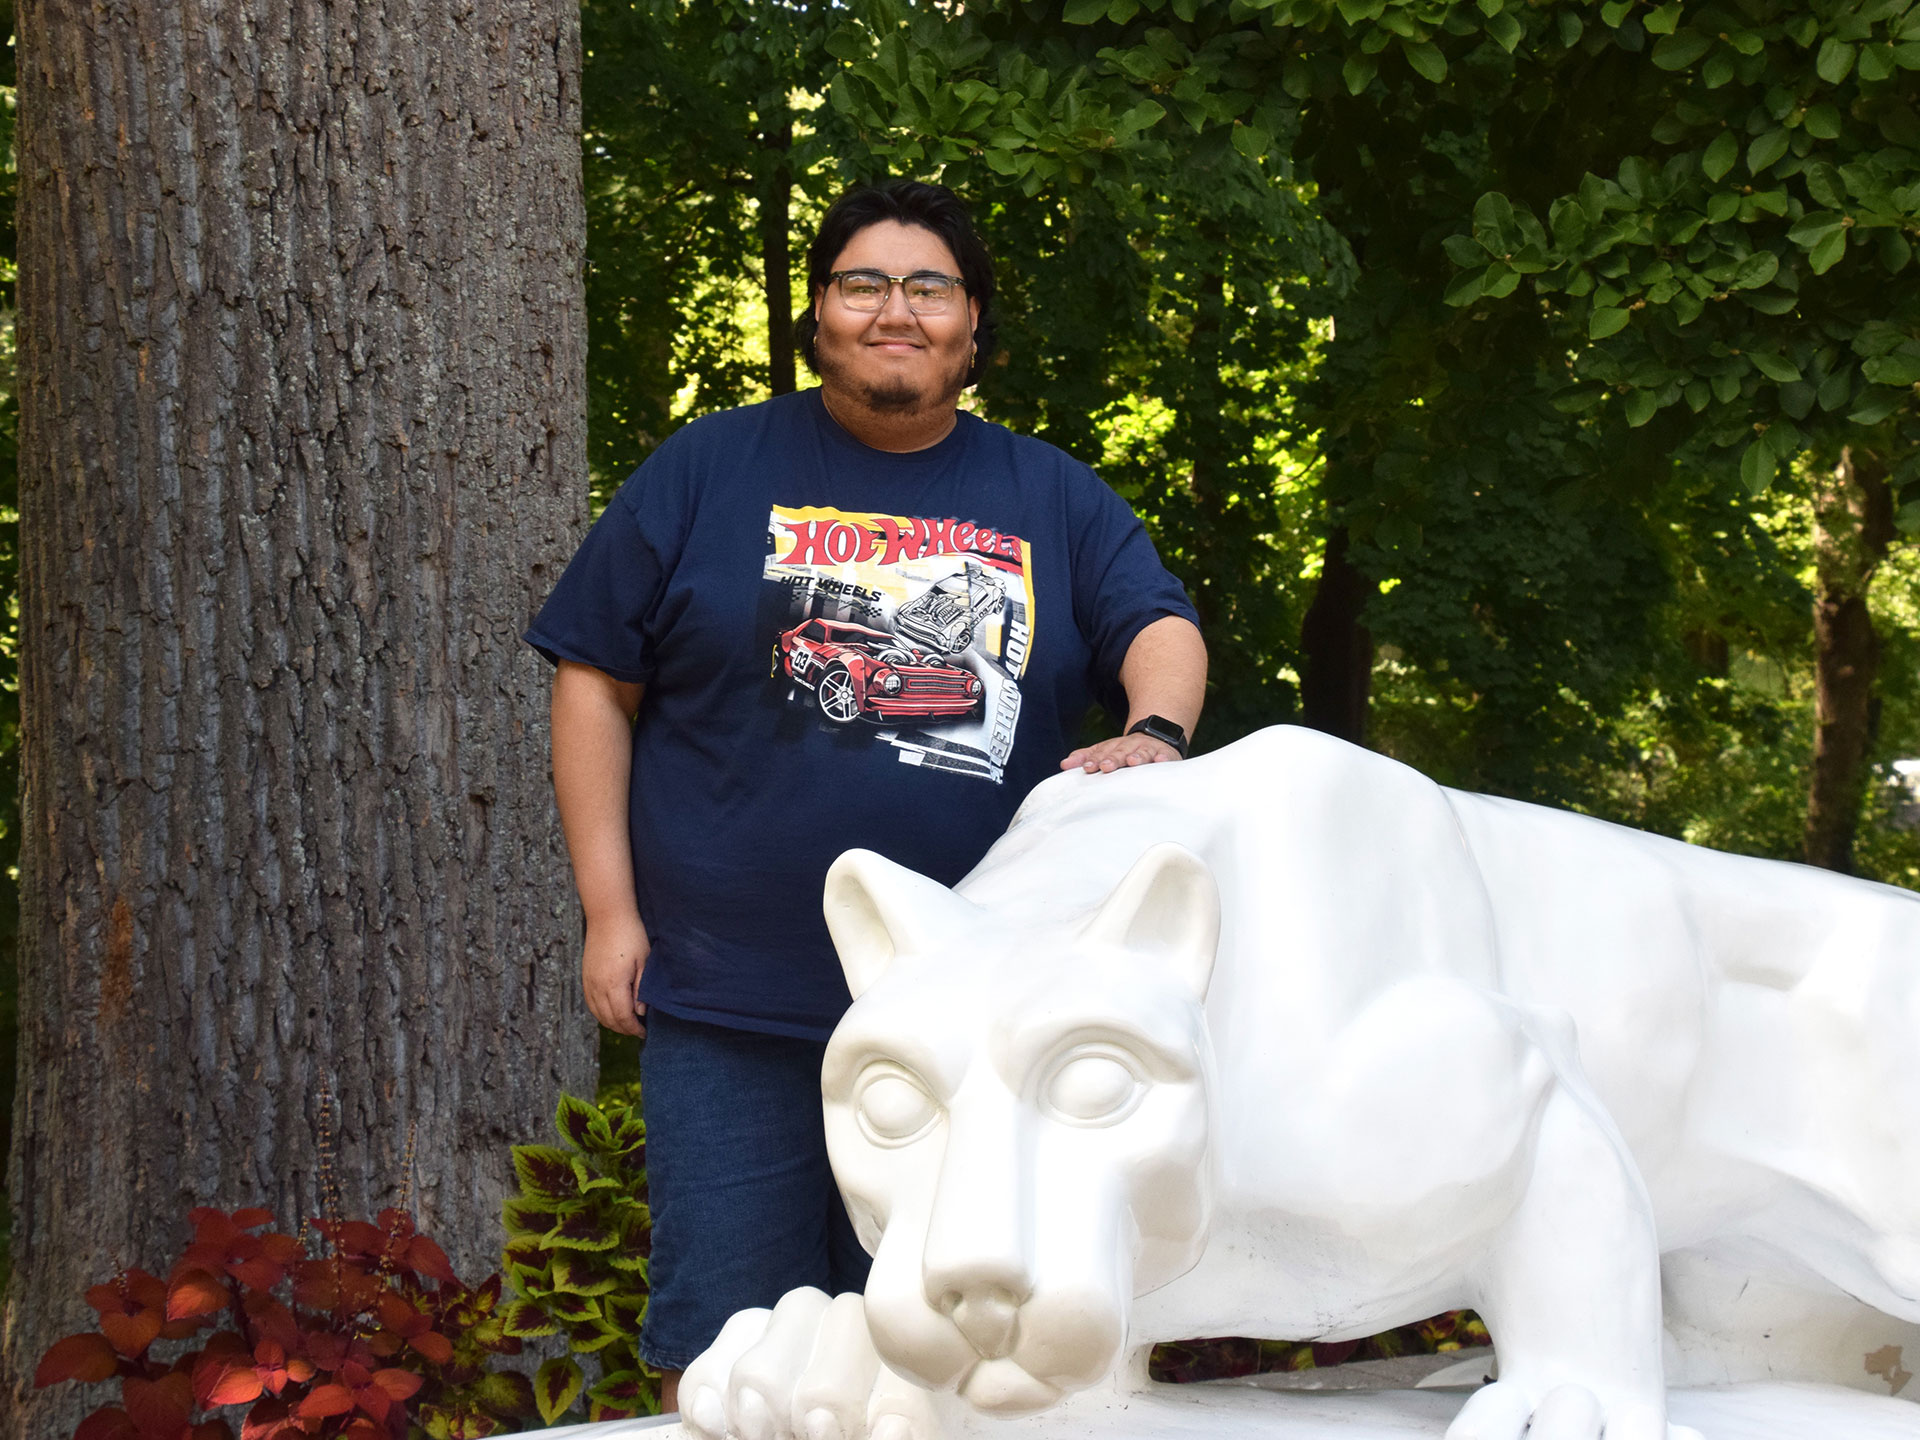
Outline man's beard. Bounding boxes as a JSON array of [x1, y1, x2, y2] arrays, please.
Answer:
[[816, 341, 970, 415], [851, 373, 925, 414]]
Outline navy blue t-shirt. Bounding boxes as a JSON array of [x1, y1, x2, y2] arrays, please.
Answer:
[[526, 388, 1198, 1039]]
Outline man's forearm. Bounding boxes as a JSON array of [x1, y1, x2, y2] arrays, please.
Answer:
[[1120, 615, 1207, 738], [551, 660, 646, 924]]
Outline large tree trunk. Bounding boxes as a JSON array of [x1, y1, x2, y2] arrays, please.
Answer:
[[1804, 446, 1895, 873], [6, 2, 593, 1430], [1299, 518, 1376, 745]]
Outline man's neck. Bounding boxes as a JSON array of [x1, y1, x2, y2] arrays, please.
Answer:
[[819, 386, 959, 454]]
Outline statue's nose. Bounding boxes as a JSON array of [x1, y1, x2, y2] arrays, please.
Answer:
[[920, 1082, 1034, 1359], [938, 1283, 1024, 1359]]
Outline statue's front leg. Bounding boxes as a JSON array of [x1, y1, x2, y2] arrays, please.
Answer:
[[680, 1288, 949, 1440], [1450, 1082, 1698, 1440]]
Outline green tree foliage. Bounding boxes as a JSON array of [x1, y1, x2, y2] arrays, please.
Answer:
[[1283, 20, 1692, 798], [1436, 0, 1920, 502], [583, 0, 1343, 737], [1417, 0, 1920, 866], [829, 6, 1364, 739], [830, 2, 1707, 797], [827, 0, 1920, 875], [580, 0, 876, 494], [968, 144, 1343, 741]]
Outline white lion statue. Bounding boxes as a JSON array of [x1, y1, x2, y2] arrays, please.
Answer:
[[679, 726, 1920, 1440]]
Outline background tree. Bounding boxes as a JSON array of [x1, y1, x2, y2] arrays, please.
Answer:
[[829, 0, 1920, 874], [1439, 0, 1920, 870], [3, 1, 594, 1431], [810, 7, 1351, 737], [1283, 24, 1685, 778], [825, 3, 1689, 789], [1096, 0, 1920, 863], [578, 2, 1340, 740], [580, 0, 892, 495], [0, 0, 19, 1288]]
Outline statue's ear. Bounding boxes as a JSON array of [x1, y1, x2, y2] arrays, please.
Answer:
[[824, 849, 976, 999], [1081, 843, 1220, 1001]]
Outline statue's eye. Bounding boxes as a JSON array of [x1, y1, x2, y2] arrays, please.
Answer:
[[856, 1070, 940, 1145], [1043, 1050, 1143, 1126]]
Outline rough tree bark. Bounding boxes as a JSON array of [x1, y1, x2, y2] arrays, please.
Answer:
[[1299, 516, 1377, 745], [1804, 446, 1895, 873], [5, 1, 594, 1429]]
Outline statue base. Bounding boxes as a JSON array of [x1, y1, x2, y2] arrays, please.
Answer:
[[520, 1381, 1920, 1440]]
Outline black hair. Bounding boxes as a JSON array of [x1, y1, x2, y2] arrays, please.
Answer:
[[795, 179, 998, 387]]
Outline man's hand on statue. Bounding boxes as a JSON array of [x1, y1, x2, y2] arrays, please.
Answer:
[[1059, 733, 1182, 774], [581, 910, 651, 1036]]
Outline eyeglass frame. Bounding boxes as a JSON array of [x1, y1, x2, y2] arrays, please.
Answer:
[[824, 268, 970, 314]]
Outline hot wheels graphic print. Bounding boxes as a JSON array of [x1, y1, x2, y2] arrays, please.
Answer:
[[765, 505, 1034, 783]]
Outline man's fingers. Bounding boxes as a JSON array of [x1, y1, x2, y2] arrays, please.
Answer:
[[591, 984, 644, 1036], [1063, 736, 1183, 774], [600, 1009, 640, 1037]]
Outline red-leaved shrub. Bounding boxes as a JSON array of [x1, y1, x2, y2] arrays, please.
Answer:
[[35, 1206, 535, 1440]]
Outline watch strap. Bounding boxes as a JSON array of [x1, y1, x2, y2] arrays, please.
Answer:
[[1126, 714, 1190, 758]]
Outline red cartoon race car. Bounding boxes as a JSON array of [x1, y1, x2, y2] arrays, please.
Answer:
[[775, 618, 985, 725]]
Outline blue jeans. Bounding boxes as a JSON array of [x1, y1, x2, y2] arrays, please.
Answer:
[[637, 1009, 873, 1371]]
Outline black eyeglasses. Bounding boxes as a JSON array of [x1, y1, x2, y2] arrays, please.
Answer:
[[827, 269, 967, 315]]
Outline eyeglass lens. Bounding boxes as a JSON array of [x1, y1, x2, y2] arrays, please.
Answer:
[[837, 271, 957, 313]]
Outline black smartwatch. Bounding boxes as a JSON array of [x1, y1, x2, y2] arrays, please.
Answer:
[[1126, 714, 1190, 758]]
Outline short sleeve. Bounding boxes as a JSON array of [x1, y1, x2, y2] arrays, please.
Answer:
[[1068, 470, 1200, 719], [523, 455, 693, 686]]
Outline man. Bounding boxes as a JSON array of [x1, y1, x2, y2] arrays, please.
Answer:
[[527, 179, 1206, 1409]]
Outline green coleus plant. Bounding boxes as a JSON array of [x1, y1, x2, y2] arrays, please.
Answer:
[[499, 1092, 658, 1425]]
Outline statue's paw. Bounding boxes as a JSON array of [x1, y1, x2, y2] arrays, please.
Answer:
[[1446, 1381, 1670, 1440], [680, 1287, 943, 1440]]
